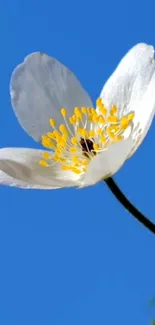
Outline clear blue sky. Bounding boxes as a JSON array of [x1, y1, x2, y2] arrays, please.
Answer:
[[0, 0, 155, 324]]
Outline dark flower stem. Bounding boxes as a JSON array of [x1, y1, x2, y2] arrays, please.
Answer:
[[105, 177, 155, 234]]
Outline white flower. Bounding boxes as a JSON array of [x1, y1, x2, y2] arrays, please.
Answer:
[[0, 43, 155, 189]]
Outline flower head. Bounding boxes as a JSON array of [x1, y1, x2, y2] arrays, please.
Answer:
[[39, 99, 134, 175], [0, 43, 155, 189]]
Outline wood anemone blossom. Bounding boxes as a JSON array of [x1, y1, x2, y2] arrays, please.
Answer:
[[0, 43, 155, 233]]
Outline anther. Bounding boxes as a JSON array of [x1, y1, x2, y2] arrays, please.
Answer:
[[120, 116, 129, 129], [47, 132, 54, 139], [74, 107, 82, 119], [107, 116, 118, 123], [61, 108, 67, 117], [69, 147, 77, 153], [110, 105, 118, 115], [39, 160, 49, 167], [93, 143, 99, 151], [59, 124, 67, 134], [89, 130, 95, 137], [69, 115, 76, 124], [71, 137, 78, 145], [127, 113, 135, 121], [49, 119, 56, 128], [81, 107, 87, 114], [42, 152, 52, 159]]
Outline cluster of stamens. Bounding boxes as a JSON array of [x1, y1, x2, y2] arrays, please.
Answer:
[[39, 98, 134, 174]]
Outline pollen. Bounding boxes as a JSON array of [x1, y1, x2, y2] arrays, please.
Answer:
[[69, 147, 77, 153], [42, 152, 52, 159], [89, 130, 95, 137], [127, 113, 135, 121], [69, 115, 76, 124], [49, 119, 56, 128], [93, 143, 99, 151], [72, 156, 79, 164], [40, 97, 135, 175], [71, 137, 78, 145], [81, 107, 87, 114], [47, 132, 54, 139], [107, 116, 118, 123], [39, 160, 49, 167], [110, 105, 118, 115], [98, 115, 105, 124], [61, 108, 67, 117], [59, 124, 68, 135], [100, 135, 106, 144], [74, 107, 82, 119], [120, 116, 129, 129]]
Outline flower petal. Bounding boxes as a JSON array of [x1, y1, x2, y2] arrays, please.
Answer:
[[0, 148, 80, 189], [128, 70, 155, 156], [81, 138, 132, 187], [98, 43, 155, 157], [10, 53, 93, 142], [0, 170, 53, 189]]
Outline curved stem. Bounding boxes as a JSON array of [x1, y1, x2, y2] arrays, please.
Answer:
[[105, 177, 155, 234]]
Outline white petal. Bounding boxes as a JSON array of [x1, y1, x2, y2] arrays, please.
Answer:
[[98, 43, 155, 157], [10, 53, 93, 142], [0, 170, 54, 189], [81, 138, 132, 187], [0, 148, 80, 189], [128, 71, 155, 156]]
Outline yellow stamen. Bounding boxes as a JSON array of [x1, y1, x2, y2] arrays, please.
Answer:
[[74, 107, 82, 119], [98, 115, 105, 124], [62, 134, 68, 141], [106, 128, 115, 139], [100, 105, 107, 116], [55, 148, 62, 156], [42, 136, 56, 149], [42, 135, 49, 142], [61, 165, 81, 174], [89, 130, 95, 137], [92, 115, 99, 123], [71, 137, 78, 145], [59, 124, 68, 134], [39, 160, 49, 167], [115, 135, 124, 141], [53, 130, 61, 141], [59, 138, 66, 148], [52, 155, 60, 162], [110, 105, 118, 115], [88, 114, 93, 122], [69, 147, 77, 153], [39, 97, 133, 176], [42, 152, 52, 159], [90, 108, 97, 115], [96, 98, 102, 107], [108, 125, 120, 133], [93, 143, 99, 151], [81, 107, 87, 114], [120, 116, 129, 129], [127, 113, 135, 121], [49, 119, 56, 128], [47, 132, 54, 139], [80, 128, 88, 137], [100, 135, 106, 144], [96, 128, 103, 135], [61, 108, 67, 117], [81, 159, 89, 166], [72, 156, 79, 164], [107, 116, 118, 123]]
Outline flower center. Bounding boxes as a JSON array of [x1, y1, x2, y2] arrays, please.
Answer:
[[39, 98, 134, 174], [80, 138, 96, 158]]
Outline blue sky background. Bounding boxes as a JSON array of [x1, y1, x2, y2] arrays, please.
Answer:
[[0, 0, 155, 324]]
